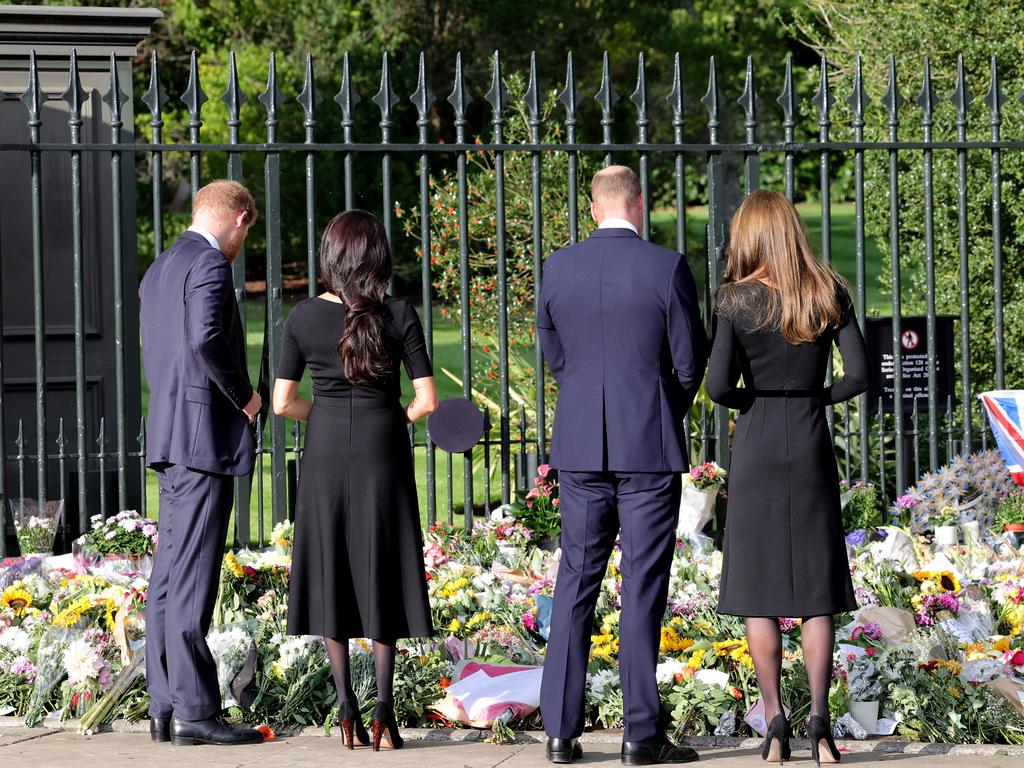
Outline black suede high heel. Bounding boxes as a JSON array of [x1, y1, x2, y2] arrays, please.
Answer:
[[371, 700, 403, 751], [806, 714, 840, 766], [338, 700, 370, 749], [761, 713, 791, 764]]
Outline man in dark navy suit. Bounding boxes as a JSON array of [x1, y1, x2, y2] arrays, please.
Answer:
[[140, 180, 264, 747], [538, 166, 707, 765]]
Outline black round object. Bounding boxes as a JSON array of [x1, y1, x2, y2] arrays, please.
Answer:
[[427, 397, 485, 453]]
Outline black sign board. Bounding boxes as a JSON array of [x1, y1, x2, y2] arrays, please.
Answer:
[[864, 316, 956, 414]]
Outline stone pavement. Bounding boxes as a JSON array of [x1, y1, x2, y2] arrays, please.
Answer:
[[3, 725, 1024, 768]]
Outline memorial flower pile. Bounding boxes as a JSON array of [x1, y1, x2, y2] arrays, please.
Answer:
[[0, 496, 1022, 744]]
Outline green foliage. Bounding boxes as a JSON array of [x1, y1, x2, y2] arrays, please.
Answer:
[[787, 0, 1024, 398], [840, 480, 880, 531], [996, 490, 1024, 527]]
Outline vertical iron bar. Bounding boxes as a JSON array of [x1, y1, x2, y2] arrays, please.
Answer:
[[702, 57, 729, 468], [97, 419, 107, 518], [738, 56, 759, 194], [64, 49, 89, 531], [848, 56, 870, 480], [668, 53, 686, 259], [138, 420, 147, 518], [595, 51, 618, 167], [985, 57, 1005, 390], [448, 53, 474, 528], [882, 56, 905, 494], [412, 52, 438, 521], [23, 51, 48, 508], [335, 52, 360, 211], [485, 52, 511, 506], [103, 53, 128, 509], [951, 55, 973, 449], [777, 58, 796, 202], [558, 52, 580, 244], [630, 53, 650, 239], [813, 56, 835, 434], [373, 53, 399, 248], [917, 57, 939, 471], [221, 51, 249, 544], [259, 53, 287, 526], [525, 54, 546, 460], [181, 51, 207, 199], [298, 53, 320, 297]]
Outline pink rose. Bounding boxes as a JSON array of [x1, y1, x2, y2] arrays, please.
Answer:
[[537, 464, 550, 479]]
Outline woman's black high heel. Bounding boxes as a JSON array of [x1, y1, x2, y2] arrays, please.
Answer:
[[371, 700, 404, 751], [806, 714, 840, 766], [338, 699, 370, 749], [761, 713, 791, 764]]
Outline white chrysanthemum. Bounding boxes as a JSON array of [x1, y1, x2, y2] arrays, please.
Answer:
[[64, 637, 105, 685], [0, 626, 31, 654]]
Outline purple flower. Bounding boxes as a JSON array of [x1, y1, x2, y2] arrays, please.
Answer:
[[896, 494, 916, 509], [845, 529, 868, 547]]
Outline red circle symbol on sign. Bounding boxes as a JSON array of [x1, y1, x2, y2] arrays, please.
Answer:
[[901, 330, 919, 351]]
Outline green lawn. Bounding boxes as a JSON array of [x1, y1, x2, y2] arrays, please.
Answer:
[[142, 202, 887, 543]]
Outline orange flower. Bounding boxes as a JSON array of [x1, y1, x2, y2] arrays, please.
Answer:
[[256, 724, 276, 742], [730, 687, 743, 700], [439, 677, 452, 690]]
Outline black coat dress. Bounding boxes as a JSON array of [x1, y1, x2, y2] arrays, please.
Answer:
[[279, 296, 434, 640], [706, 281, 869, 618]]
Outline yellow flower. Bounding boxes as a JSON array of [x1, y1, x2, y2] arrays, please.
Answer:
[[53, 596, 93, 627], [687, 648, 706, 670], [911, 570, 960, 593], [223, 552, 245, 579], [1, 584, 32, 615], [466, 612, 494, 630], [448, 618, 462, 633], [660, 627, 695, 654]]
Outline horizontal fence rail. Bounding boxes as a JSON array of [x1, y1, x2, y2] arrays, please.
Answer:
[[0, 47, 1014, 555]]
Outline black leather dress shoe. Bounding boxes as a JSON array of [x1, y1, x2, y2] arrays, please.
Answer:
[[150, 715, 172, 743], [170, 715, 264, 746], [546, 737, 584, 764], [621, 735, 699, 765]]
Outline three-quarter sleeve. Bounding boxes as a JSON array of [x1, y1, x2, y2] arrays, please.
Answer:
[[276, 311, 306, 380], [823, 292, 870, 405], [401, 302, 433, 380], [705, 311, 754, 411]]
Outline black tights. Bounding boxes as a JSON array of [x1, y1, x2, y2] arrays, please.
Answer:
[[324, 638, 397, 706], [745, 615, 834, 722]]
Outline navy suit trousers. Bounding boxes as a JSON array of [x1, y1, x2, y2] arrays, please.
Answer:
[[145, 464, 234, 721], [539, 471, 681, 742]]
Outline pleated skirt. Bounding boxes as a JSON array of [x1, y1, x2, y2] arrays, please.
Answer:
[[286, 397, 433, 640]]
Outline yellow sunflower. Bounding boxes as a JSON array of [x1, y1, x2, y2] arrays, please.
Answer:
[[911, 570, 961, 593], [1, 584, 32, 615], [223, 552, 245, 578]]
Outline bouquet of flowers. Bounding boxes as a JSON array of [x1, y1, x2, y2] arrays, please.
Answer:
[[80, 511, 158, 577], [509, 465, 561, 546], [207, 623, 256, 708], [271, 520, 294, 554], [677, 462, 726, 540], [10, 499, 63, 557]]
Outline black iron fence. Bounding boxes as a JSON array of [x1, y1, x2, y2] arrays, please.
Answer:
[[0, 47, 1015, 555]]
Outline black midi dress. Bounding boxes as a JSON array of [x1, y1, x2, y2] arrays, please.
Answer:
[[706, 281, 869, 618], [279, 296, 433, 640]]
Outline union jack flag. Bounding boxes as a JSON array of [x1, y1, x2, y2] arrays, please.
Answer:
[[980, 390, 1024, 487]]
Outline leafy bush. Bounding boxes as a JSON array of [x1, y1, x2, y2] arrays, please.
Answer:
[[840, 481, 879, 531]]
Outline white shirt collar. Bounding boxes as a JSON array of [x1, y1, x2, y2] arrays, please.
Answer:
[[598, 217, 638, 235], [187, 224, 221, 252]]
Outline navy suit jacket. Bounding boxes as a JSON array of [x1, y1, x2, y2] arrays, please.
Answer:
[[140, 231, 255, 476], [537, 228, 707, 472]]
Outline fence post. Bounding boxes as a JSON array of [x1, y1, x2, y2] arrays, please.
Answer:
[[702, 57, 729, 469]]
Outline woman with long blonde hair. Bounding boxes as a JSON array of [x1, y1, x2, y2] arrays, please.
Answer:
[[707, 190, 869, 766]]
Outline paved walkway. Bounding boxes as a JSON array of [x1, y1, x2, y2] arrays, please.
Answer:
[[3, 727, 1024, 768]]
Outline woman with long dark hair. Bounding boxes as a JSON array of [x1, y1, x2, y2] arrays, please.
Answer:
[[706, 190, 869, 766], [273, 209, 437, 751]]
